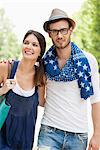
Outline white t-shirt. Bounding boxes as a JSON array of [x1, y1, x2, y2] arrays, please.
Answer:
[[41, 51, 100, 133]]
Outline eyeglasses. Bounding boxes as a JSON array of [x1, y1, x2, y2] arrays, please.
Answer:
[[49, 28, 69, 36]]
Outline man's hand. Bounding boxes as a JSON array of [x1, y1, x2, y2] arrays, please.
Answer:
[[0, 59, 14, 64], [88, 134, 100, 150]]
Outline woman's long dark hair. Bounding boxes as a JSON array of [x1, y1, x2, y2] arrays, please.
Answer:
[[23, 30, 46, 86]]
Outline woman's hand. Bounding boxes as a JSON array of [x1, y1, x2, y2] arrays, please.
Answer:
[[2, 79, 16, 94]]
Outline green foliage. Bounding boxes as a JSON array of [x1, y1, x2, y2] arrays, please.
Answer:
[[73, 0, 100, 71], [0, 8, 21, 60]]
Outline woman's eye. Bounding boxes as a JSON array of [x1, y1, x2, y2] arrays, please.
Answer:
[[23, 41, 39, 47], [32, 43, 38, 47], [24, 41, 29, 45]]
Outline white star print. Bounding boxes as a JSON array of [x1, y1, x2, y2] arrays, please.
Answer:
[[44, 60, 48, 64], [53, 65, 57, 70], [88, 71, 91, 76], [86, 86, 90, 91], [89, 82, 92, 86], [78, 71, 83, 77], [48, 51, 53, 57], [80, 82, 85, 88], [74, 68, 77, 73], [83, 64, 88, 70], [84, 75, 88, 81], [77, 61, 82, 67], [49, 60, 54, 64]]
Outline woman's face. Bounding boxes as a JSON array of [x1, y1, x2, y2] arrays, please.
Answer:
[[22, 34, 41, 61]]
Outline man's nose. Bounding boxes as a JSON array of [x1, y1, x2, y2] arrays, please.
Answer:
[[57, 31, 63, 38]]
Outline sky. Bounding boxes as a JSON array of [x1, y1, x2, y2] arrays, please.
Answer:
[[0, 0, 85, 41]]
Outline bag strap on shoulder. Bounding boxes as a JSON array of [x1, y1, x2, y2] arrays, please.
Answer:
[[7, 60, 14, 79]]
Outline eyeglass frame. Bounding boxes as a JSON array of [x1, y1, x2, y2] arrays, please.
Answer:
[[48, 28, 70, 36]]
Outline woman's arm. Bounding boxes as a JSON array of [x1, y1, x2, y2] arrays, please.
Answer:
[[38, 75, 46, 107], [0, 62, 16, 96]]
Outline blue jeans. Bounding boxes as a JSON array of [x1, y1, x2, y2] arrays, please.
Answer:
[[37, 125, 88, 150]]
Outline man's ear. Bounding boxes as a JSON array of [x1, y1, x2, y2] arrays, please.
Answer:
[[69, 27, 73, 32], [69, 27, 73, 35]]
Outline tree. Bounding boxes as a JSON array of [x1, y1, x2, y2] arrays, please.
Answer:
[[0, 8, 21, 60], [73, 0, 100, 71]]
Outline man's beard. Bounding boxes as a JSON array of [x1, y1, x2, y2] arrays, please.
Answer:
[[53, 40, 70, 49]]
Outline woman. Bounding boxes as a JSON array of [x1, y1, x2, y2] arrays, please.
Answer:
[[0, 30, 46, 150]]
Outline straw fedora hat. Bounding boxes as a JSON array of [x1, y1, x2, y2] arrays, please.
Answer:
[[43, 8, 76, 32]]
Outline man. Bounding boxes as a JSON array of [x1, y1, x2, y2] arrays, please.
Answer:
[[37, 8, 100, 150]]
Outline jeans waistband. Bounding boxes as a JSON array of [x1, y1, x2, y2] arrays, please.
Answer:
[[41, 124, 88, 135]]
